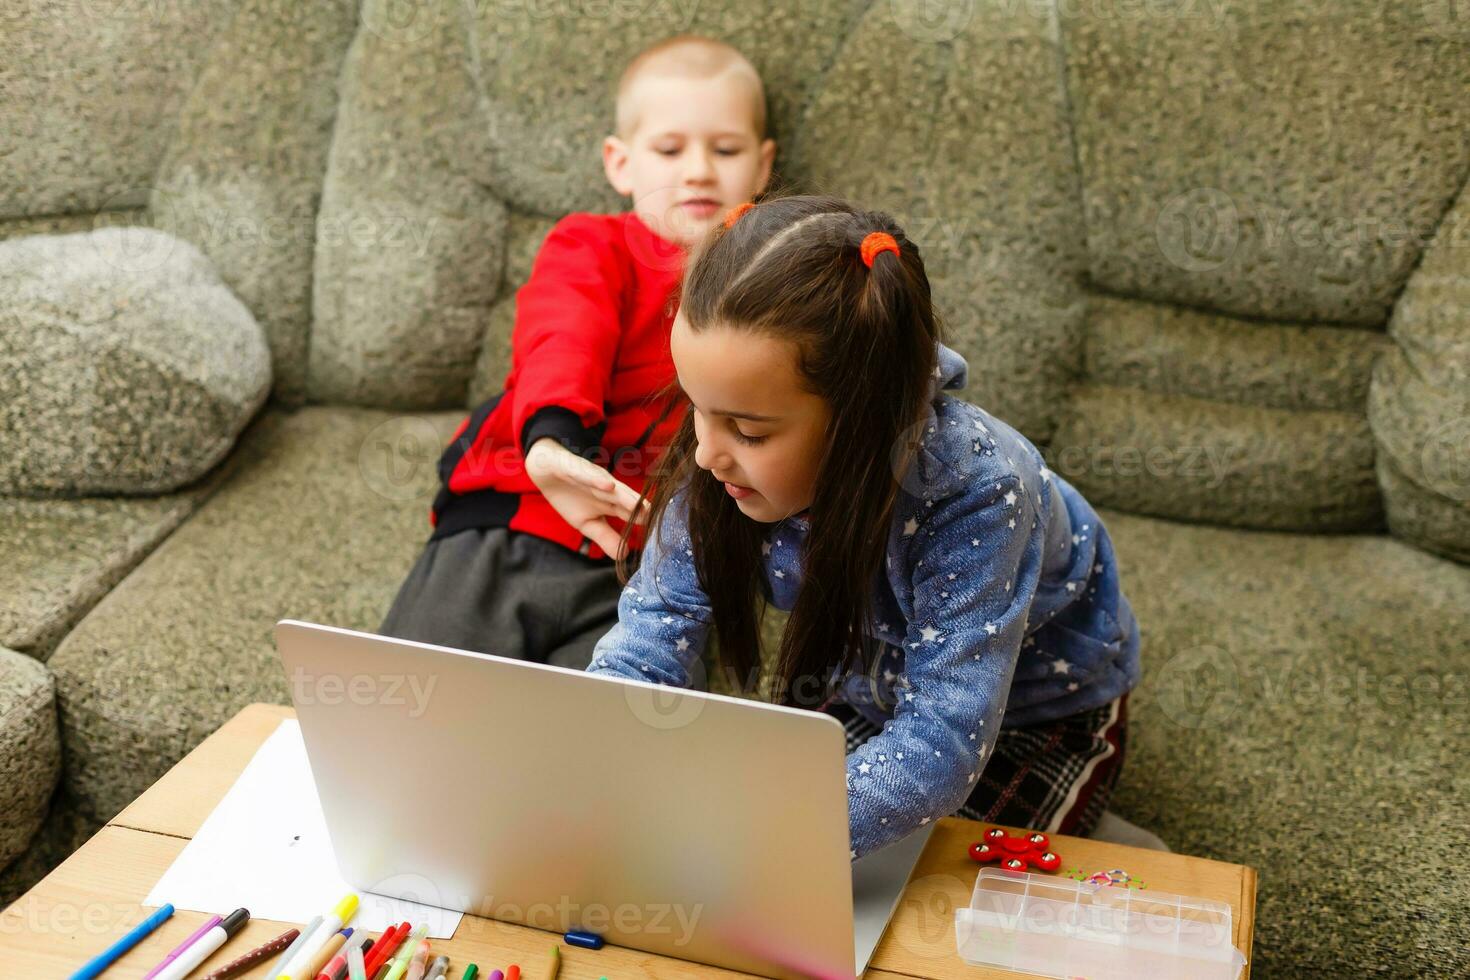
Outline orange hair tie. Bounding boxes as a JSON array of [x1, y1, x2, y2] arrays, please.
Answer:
[[723, 202, 755, 229], [860, 231, 900, 267]]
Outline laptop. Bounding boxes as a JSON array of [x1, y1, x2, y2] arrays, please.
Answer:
[[275, 620, 934, 980]]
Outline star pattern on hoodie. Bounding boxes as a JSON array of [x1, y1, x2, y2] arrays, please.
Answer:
[[585, 391, 1137, 861]]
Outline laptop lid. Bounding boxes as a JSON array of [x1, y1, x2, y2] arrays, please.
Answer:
[[853, 821, 935, 970], [277, 620, 893, 979]]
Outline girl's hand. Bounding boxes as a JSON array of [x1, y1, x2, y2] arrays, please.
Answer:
[[524, 438, 651, 560]]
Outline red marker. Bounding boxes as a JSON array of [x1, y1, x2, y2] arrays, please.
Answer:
[[362, 922, 408, 978]]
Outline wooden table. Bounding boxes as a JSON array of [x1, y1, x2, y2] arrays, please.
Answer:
[[1, 704, 1255, 978]]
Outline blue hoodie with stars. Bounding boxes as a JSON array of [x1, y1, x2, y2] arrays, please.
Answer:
[[585, 342, 1141, 860]]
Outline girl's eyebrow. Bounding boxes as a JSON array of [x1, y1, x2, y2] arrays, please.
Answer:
[[682, 392, 781, 423], [716, 409, 781, 422]]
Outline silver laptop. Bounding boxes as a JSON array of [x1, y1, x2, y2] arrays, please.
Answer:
[[275, 621, 933, 979]]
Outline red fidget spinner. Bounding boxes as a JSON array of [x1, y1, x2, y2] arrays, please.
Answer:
[[968, 827, 1062, 873]]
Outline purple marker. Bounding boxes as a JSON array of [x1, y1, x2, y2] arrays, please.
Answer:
[[141, 913, 222, 979]]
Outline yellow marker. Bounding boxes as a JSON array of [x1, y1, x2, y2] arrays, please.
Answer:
[[546, 945, 560, 980], [277, 894, 360, 980]]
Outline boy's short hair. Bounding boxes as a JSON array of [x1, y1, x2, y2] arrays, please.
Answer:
[[614, 35, 767, 141]]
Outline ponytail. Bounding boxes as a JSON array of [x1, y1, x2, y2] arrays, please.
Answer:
[[621, 194, 942, 709]]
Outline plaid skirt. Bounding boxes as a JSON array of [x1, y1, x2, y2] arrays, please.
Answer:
[[825, 692, 1128, 837]]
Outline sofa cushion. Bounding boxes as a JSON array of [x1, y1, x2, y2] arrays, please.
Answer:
[[307, 0, 506, 408], [468, 212, 559, 407], [48, 408, 460, 825], [1368, 180, 1470, 563], [1102, 508, 1470, 972], [0, 648, 61, 874], [1052, 382, 1382, 532], [0, 794, 96, 911], [0, 227, 271, 496], [0, 1, 235, 220], [1048, 293, 1390, 530], [469, 2, 861, 219], [0, 470, 230, 661], [1079, 293, 1389, 414], [789, 0, 1085, 443], [1063, 1, 1470, 326], [149, 0, 359, 405]]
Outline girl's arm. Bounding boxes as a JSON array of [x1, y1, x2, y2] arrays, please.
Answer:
[[585, 489, 713, 689], [846, 474, 1045, 860]]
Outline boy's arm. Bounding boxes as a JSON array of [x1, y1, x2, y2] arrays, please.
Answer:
[[511, 215, 627, 459], [586, 489, 712, 688], [845, 476, 1045, 860]]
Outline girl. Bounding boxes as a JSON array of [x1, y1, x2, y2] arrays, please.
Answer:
[[585, 194, 1142, 861]]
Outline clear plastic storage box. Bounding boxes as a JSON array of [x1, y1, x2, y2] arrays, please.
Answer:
[[955, 868, 1248, 980]]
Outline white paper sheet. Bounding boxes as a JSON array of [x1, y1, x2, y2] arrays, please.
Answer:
[[144, 719, 463, 938]]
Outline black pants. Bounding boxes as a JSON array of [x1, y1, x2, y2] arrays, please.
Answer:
[[379, 527, 624, 670]]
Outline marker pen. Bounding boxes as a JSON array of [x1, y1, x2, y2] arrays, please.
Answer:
[[154, 909, 250, 980], [142, 914, 221, 979], [280, 895, 359, 980]]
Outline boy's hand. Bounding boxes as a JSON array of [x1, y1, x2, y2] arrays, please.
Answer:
[[524, 437, 651, 560]]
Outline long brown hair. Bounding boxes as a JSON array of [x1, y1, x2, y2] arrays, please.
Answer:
[[617, 194, 940, 709]]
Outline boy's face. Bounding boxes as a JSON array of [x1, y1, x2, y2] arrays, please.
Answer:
[[604, 74, 776, 249]]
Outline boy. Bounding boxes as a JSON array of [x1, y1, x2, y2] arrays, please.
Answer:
[[379, 36, 776, 670]]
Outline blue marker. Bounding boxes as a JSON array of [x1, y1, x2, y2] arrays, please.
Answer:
[[563, 929, 604, 950], [69, 903, 175, 980]]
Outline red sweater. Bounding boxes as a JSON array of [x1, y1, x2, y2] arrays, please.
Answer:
[[430, 212, 687, 559]]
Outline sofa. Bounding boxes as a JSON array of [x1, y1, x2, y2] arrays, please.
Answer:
[[2, 1, 1467, 975]]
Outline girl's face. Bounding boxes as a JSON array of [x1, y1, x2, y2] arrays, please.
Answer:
[[670, 312, 831, 523]]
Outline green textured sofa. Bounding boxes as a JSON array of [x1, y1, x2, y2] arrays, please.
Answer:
[[3, 1, 1467, 975]]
